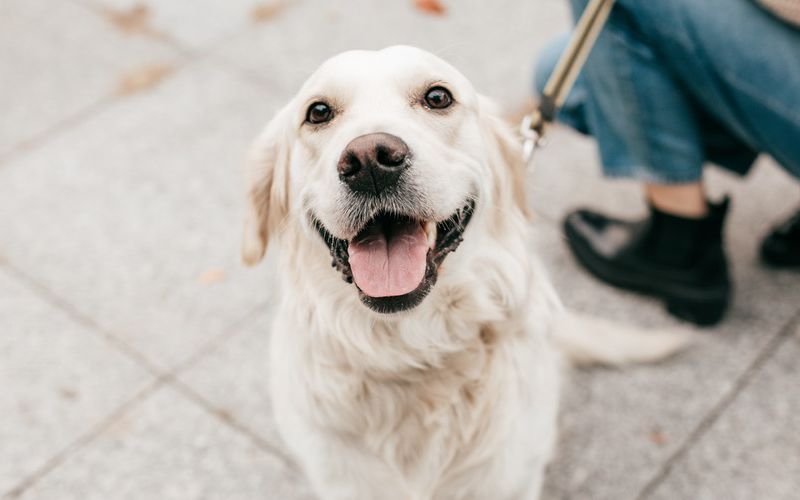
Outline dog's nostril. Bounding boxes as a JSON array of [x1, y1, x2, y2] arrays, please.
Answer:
[[376, 145, 405, 167], [338, 153, 360, 177]]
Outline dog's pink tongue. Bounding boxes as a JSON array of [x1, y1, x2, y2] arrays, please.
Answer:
[[348, 221, 428, 298]]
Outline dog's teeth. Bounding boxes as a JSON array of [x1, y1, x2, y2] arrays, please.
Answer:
[[424, 221, 437, 248]]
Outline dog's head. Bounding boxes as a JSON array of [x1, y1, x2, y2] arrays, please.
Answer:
[[243, 46, 527, 314]]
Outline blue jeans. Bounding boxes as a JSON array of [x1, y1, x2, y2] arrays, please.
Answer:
[[535, 0, 800, 183]]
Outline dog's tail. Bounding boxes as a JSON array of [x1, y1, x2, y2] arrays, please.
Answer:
[[551, 312, 693, 366]]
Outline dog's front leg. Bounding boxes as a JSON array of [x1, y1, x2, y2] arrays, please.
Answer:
[[514, 472, 544, 500], [298, 433, 413, 500]]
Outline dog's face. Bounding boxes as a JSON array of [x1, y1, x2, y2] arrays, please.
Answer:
[[243, 46, 526, 314]]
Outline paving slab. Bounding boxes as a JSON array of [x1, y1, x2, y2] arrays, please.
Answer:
[[84, 0, 271, 51], [0, 59, 280, 370], [648, 322, 800, 500], [0, 269, 153, 496], [214, 0, 571, 113], [0, 0, 178, 158], [531, 130, 800, 499], [14, 385, 314, 500], [177, 309, 286, 452], [0, 0, 50, 24]]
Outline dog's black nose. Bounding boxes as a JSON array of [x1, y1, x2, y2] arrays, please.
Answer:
[[338, 133, 410, 195]]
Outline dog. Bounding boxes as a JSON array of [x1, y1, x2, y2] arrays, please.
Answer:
[[242, 46, 689, 500]]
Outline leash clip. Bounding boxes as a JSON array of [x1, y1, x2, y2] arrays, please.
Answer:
[[518, 0, 616, 172], [520, 114, 546, 171]]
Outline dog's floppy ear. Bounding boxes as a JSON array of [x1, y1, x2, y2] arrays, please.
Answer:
[[242, 103, 293, 266], [478, 95, 530, 219]]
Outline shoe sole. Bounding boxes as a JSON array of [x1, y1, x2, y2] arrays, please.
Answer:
[[564, 222, 730, 326]]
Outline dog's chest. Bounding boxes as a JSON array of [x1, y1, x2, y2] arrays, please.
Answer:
[[311, 330, 506, 478]]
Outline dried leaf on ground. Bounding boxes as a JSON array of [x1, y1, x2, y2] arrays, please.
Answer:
[[59, 387, 79, 401], [216, 408, 235, 422], [198, 269, 227, 284], [106, 4, 151, 33], [251, 2, 287, 22], [650, 428, 667, 446], [414, 0, 446, 15], [116, 63, 175, 96], [104, 3, 169, 40]]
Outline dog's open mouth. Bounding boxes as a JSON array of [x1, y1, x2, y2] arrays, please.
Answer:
[[314, 198, 476, 313]]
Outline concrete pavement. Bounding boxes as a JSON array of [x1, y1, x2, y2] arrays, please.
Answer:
[[1, 1, 798, 498]]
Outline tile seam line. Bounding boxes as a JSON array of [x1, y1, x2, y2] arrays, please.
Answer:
[[167, 377, 303, 475], [1, 261, 270, 382], [71, 0, 191, 57], [3, 379, 300, 499], [0, 55, 189, 172], [204, 51, 294, 91], [3, 264, 166, 376], [0, 0, 295, 170], [1, 379, 164, 499], [167, 301, 270, 376], [0, 0, 197, 167], [633, 307, 800, 500], [0, 268, 286, 443], [0, 97, 115, 169], [0, 49, 286, 172], [71, 0, 260, 59], [0, 2, 205, 171]]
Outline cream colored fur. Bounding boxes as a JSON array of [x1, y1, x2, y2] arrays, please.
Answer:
[[242, 46, 690, 500]]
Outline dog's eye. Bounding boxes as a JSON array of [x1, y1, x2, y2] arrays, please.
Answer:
[[423, 87, 453, 109], [306, 102, 333, 124]]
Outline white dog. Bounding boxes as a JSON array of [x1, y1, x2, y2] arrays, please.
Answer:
[[243, 46, 688, 500]]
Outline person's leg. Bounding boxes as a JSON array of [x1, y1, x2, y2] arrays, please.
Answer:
[[533, 23, 716, 185], [604, 0, 800, 268], [534, 18, 714, 227], [645, 184, 708, 218], [609, 0, 800, 271], [534, 23, 715, 224], [633, 0, 800, 269], [535, 0, 800, 323], [534, 0, 735, 324], [559, 0, 712, 184], [627, 0, 800, 179], [557, 0, 800, 180]]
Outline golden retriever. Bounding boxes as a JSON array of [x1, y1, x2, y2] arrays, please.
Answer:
[[243, 46, 688, 500]]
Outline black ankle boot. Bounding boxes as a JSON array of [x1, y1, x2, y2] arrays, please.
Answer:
[[563, 199, 731, 326], [761, 208, 800, 269]]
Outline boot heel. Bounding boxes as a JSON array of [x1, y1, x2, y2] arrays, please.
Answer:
[[666, 297, 726, 326]]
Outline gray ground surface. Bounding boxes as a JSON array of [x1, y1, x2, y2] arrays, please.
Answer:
[[1, 1, 798, 499]]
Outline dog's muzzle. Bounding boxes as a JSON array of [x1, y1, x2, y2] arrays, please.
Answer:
[[314, 198, 476, 313]]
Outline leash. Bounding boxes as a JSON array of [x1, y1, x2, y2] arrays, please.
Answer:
[[521, 0, 616, 169]]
